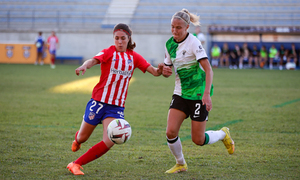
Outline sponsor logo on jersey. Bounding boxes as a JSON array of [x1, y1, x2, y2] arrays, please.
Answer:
[[110, 68, 132, 76], [95, 52, 104, 56], [196, 45, 203, 53]]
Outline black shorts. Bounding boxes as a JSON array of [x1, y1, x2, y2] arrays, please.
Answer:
[[169, 94, 208, 122]]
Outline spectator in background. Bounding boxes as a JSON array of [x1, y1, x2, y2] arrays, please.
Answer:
[[47, 31, 59, 69], [211, 43, 221, 68], [239, 43, 250, 69], [194, 26, 206, 46], [230, 44, 241, 69], [286, 43, 298, 69], [249, 44, 259, 68], [278, 44, 287, 70], [259, 45, 268, 68], [34, 31, 45, 65], [219, 42, 230, 68], [268, 44, 278, 70]]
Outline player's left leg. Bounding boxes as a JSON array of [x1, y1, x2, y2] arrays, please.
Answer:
[[191, 120, 225, 146], [191, 121, 234, 154]]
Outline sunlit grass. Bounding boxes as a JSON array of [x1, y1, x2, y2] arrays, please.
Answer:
[[0, 64, 299, 179]]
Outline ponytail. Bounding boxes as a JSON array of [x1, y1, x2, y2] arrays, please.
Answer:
[[172, 8, 200, 26]]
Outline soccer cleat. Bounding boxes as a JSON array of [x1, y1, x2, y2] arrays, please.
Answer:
[[165, 163, 188, 174], [221, 127, 235, 154], [72, 140, 81, 152], [67, 162, 84, 175]]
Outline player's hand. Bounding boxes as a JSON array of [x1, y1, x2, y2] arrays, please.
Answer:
[[75, 66, 87, 76], [202, 93, 212, 111], [157, 63, 164, 75], [162, 65, 172, 77]]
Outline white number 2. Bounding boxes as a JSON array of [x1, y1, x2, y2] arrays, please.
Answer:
[[89, 100, 103, 114], [195, 103, 201, 115]]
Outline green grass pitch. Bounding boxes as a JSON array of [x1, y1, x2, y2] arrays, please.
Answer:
[[0, 64, 299, 179]]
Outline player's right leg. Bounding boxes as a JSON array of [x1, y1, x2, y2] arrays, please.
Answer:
[[165, 107, 187, 173], [72, 120, 96, 152]]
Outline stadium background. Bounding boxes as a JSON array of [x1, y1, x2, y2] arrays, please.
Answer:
[[0, 0, 299, 66]]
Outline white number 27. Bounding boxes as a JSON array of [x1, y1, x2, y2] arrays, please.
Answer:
[[89, 100, 103, 114]]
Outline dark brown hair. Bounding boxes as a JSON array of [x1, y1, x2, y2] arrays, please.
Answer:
[[113, 23, 136, 50]]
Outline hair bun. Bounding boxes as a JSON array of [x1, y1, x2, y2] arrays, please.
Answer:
[[182, 9, 189, 14]]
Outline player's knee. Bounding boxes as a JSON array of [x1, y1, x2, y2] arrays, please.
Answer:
[[77, 134, 89, 144], [192, 137, 205, 146], [166, 131, 177, 140]]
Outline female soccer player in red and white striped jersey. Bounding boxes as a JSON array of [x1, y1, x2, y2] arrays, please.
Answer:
[[67, 23, 163, 175]]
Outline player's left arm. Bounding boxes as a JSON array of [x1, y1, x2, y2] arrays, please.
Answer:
[[199, 58, 213, 112]]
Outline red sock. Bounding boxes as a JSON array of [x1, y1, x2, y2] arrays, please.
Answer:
[[74, 141, 110, 166], [75, 131, 80, 144], [51, 57, 55, 64]]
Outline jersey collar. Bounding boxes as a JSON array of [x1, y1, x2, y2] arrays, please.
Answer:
[[173, 33, 189, 44]]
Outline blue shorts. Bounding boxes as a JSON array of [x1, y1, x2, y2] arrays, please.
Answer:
[[37, 47, 43, 53], [83, 99, 124, 125], [49, 49, 56, 55]]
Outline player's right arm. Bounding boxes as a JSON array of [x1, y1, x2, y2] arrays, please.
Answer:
[[162, 64, 173, 78], [75, 58, 100, 76]]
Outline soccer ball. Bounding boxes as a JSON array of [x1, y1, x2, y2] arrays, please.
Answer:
[[36, 42, 41, 48], [107, 119, 132, 144]]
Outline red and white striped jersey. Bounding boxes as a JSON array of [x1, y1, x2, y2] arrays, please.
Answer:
[[47, 35, 59, 51], [92, 45, 150, 107]]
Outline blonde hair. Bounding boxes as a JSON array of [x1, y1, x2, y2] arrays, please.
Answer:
[[172, 8, 200, 26]]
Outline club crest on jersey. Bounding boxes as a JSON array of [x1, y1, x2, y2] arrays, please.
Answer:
[[88, 112, 95, 120], [127, 59, 132, 65], [182, 50, 186, 56]]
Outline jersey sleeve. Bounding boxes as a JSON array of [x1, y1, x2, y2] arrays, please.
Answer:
[[192, 38, 208, 61], [164, 45, 173, 66], [93, 48, 107, 64], [133, 51, 151, 73]]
